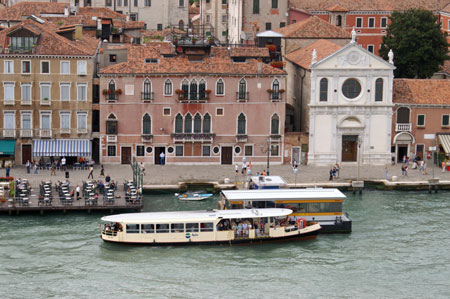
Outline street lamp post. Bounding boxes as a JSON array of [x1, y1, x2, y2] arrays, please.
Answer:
[[357, 136, 362, 181], [260, 138, 271, 176]]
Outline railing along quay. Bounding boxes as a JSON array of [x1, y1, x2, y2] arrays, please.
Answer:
[[0, 191, 142, 215]]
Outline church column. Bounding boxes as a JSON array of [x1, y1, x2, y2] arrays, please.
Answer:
[[308, 110, 316, 163], [332, 112, 338, 162], [333, 75, 339, 104]]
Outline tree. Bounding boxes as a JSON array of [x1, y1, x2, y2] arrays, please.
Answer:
[[379, 9, 449, 78]]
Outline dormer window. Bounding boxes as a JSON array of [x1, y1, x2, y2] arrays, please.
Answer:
[[9, 36, 37, 52], [145, 58, 158, 63]]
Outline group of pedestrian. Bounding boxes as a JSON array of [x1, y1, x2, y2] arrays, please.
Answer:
[[329, 164, 340, 180], [235, 156, 253, 175], [25, 160, 40, 174]]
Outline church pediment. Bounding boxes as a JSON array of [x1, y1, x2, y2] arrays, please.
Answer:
[[311, 43, 395, 71]]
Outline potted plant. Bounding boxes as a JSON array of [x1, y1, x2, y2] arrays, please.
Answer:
[[43, 97, 49, 102], [267, 88, 274, 94], [279, 89, 285, 93], [175, 89, 183, 94], [114, 89, 122, 95], [205, 89, 212, 94], [107, 89, 113, 95], [102, 89, 108, 95]]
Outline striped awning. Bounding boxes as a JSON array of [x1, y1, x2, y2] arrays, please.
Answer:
[[438, 135, 450, 154], [32, 139, 91, 157]]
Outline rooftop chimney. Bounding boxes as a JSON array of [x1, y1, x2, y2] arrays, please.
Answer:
[[74, 24, 83, 40], [64, 7, 69, 17]]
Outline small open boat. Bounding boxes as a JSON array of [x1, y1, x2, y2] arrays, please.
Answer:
[[175, 191, 213, 201]]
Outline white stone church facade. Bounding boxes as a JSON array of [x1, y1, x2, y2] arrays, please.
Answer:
[[308, 41, 395, 166]]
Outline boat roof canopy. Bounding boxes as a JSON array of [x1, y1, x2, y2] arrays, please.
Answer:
[[221, 188, 346, 201], [101, 208, 292, 223], [250, 175, 287, 187]]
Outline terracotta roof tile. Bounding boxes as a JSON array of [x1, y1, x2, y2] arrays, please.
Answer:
[[275, 16, 350, 39], [285, 39, 343, 69], [289, 0, 450, 11], [0, 2, 65, 21], [100, 44, 286, 76], [0, 19, 99, 56], [328, 5, 349, 12], [230, 47, 269, 57], [0, 3, 144, 30], [393, 79, 450, 105]]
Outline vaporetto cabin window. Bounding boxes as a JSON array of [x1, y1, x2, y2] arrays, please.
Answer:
[[171, 223, 185, 233], [142, 224, 154, 233], [156, 224, 169, 233], [319, 78, 328, 101], [186, 223, 199, 232], [200, 222, 214, 232], [126, 224, 140, 233]]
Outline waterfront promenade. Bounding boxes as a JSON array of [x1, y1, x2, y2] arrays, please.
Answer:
[[3, 162, 450, 189]]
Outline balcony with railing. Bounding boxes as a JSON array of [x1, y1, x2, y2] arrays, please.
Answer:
[[141, 134, 153, 142], [236, 134, 248, 143], [236, 92, 249, 102], [268, 90, 284, 102], [177, 91, 209, 102], [40, 129, 52, 138], [20, 129, 33, 138], [171, 133, 215, 143], [141, 92, 154, 102], [60, 128, 71, 134], [395, 123, 412, 132], [3, 129, 16, 138]]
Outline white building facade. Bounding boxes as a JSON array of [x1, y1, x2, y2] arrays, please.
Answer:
[[308, 41, 395, 166]]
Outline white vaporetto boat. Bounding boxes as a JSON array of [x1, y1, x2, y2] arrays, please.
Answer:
[[100, 209, 321, 245]]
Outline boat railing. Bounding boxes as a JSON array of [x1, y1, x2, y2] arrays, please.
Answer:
[[102, 229, 118, 237]]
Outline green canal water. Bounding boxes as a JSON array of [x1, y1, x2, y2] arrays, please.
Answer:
[[1, 190, 450, 298]]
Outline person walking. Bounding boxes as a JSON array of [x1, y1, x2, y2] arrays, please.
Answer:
[[241, 160, 247, 174], [26, 160, 31, 174], [385, 167, 389, 180], [335, 163, 340, 178], [140, 162, 146, 176], [33, 162, 38, 174], [87, 165, 94, 179], [99, 164, 105, 177], [404, 164, 408, 176], [61, 156, 66, 171], [6, 165, 10, 177], [76, 185, 80, 200], [293, 159, 298, 169], [160, 152, 165, 165], [50, 162, 56, 176], [419, 161, 424, 174], [329, 167, 333, 180]]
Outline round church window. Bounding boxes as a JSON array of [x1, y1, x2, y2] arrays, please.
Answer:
[[342, 78, 361, 99]]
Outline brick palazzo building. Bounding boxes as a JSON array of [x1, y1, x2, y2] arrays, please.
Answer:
[[288, 0, 450, 55], [0, 17, 99, 166], [99, 42, 287, 165]]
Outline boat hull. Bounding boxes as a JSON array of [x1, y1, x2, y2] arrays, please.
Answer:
[[101, 229, 319, 246]]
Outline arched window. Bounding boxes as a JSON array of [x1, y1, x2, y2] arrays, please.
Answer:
[[237, 113, 246, 134], [143, 79, 152, 100], [164, 79, 172, 95], [271, 114, 279, 135], [199, 79, 206, 100], [396, 107, 410, 124], [203, 113, 211, 133], [179, 20, 184, 30], [375, 78, 383, 102], [272, 79, 280, 100], [142, 113, 151, 134], [238, 78, 247, 100], [319, 78, 328, 102], [190, 79, 198, 100], [216, 78, 224, 95], [106, 113, 118, 135], [336, 15, 342, 27], [175, 113, 183, 133], [108, 80, 115, 100], [181, 79, 189, 98], [194, 113, 202, 133], [184, 113, 192, 133]]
